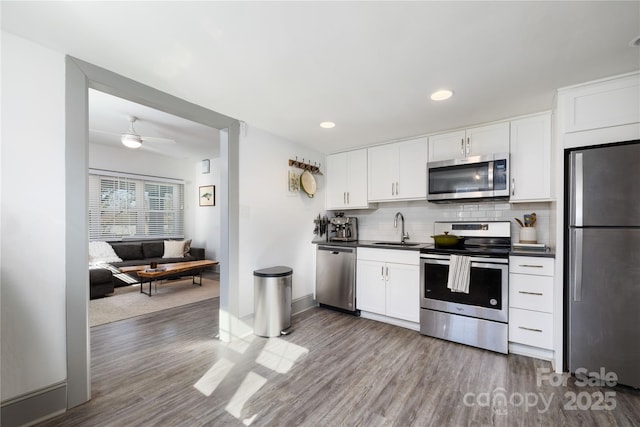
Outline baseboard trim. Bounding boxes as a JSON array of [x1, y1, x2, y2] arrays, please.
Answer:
[[292, 294, 317, 316], [509, 342, 555, 366], [360, 311, 420, 331], [1, 381, 67, 427]]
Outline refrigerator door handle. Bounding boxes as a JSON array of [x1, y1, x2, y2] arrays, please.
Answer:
[[571, 152, 584, 227], [571, 228, 584, 302]]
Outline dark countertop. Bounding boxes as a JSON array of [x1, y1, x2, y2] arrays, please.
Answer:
[[509, 249, 556, 258], [313, 239, 431, 251], [313, 239, 556, 258]]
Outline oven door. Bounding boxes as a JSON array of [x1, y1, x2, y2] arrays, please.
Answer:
[[420, 253, 508, 323]]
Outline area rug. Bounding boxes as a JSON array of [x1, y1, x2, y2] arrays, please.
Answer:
[[90, 277, 219, 327]]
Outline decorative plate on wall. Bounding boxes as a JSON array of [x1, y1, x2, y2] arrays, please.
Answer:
[[300, 170, 316, 198]]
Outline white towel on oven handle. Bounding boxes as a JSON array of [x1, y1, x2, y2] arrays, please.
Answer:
[[447, 254, 471, 293]]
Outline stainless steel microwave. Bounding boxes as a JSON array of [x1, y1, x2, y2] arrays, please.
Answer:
[[427, 153, 509, 202]]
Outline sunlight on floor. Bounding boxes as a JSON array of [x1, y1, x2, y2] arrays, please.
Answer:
[[256, 337, 309, 374], [193, 333, 310, 425], [223, 334, 257, 355], [225, 371, 267, 421], [193, 358, 235, 397]]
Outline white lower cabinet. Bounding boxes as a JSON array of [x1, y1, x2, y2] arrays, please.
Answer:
[[508, 256, 555, 358], [356, 248, 419, 325], [509, 308, 553, 349]]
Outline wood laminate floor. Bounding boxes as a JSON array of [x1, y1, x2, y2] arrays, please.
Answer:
[[40, 300, 640, 426]]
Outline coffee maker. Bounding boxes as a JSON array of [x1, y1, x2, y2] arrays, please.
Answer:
[[329, 213, 358, 242]]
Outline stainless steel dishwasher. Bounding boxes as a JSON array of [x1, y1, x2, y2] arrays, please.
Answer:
[[315, 245, 359, 315]]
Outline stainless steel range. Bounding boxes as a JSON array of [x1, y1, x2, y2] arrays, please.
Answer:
[[420, 221, 511, 353]]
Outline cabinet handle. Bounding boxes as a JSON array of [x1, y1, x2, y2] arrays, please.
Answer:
[[518, 291, 544, 296], [518, 326, 543, 333], [519, 264, 544, 268], [347, 192, 350, 204], [460, 138, 464, 155], [391, 182, 395, 196], [512, 178, 516, 196], [395, 182, 399, 195], [381, 266, 385, 280], [466, 137, 470, 155], [385, 266, 389, 281], [343, 192, 346, 205]]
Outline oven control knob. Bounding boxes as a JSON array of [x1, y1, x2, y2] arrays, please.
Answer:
[[490, 299, 498, 306]]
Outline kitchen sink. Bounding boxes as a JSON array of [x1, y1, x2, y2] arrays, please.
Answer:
[[373, 242, 420, 247]]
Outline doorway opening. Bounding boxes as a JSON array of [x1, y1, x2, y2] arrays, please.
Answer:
[[66, 56, 240, 408], [87, 89, 221, 326]]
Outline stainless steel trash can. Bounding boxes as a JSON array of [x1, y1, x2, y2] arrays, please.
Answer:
[[253, 266, 293, 337]]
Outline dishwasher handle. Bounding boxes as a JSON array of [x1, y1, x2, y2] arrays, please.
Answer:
[[317, 246, 355, 255]]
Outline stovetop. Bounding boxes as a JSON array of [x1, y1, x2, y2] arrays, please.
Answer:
[[424, 221, 512, 258]]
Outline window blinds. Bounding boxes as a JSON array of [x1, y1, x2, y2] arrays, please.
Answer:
[[88, 170, 184, 241]]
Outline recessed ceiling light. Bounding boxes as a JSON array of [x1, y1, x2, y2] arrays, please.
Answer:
[[320, 121, 336, 129], [629, 36, 640, 47], [430, 89, 453, 101]]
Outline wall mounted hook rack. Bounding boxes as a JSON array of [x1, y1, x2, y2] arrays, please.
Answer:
[[288, 158, 323, 175]]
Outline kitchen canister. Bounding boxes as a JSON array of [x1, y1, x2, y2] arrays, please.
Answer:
[[519, 227, 537, 244]]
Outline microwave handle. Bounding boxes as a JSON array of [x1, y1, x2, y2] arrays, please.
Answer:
[[488, 160, 494, 188]]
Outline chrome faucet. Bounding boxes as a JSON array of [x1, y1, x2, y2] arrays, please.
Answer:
[[394, 212, 410, 243]]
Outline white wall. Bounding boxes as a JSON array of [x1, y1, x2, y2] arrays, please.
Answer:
[[194, 157, 221, 265], [238, 125, 325, 318], [1, 32, 67, 401]]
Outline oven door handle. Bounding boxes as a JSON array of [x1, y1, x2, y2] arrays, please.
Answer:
[[421, 258, 450, 265], [421, 255, 508, 266]]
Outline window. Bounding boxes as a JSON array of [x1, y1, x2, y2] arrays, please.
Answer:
[[89, 170, 184, 241]]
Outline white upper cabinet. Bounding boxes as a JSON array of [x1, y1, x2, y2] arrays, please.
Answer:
[[368, 137, 427, 202], [561, 72, 639, 134], [428, 122, 510, 162], [427, 130, 467, 162], [326, 148, 370, 210], [510, 112, 553, 202]]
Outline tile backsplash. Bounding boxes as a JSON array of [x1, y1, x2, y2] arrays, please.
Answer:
[[332, 201, 553, 247]]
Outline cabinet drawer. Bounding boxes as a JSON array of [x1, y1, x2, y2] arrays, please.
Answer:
[[509, 308, 553, 349], [509, 256, 554, 276], [357, 248, 418, 265], [509, 274, 553, 312]]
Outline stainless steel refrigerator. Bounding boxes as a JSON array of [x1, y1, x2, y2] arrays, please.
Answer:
[[567, 141, 640, 389]]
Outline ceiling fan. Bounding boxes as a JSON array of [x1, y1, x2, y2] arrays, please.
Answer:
[[91, 116, 176, 149], [120, 116, 177, 149]]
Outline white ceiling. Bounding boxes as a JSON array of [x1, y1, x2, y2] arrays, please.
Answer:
[[88, 89, 220, 160], [3, 1, 639, 155]]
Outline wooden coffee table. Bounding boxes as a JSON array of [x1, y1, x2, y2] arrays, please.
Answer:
[[119, 260, 219, 296]]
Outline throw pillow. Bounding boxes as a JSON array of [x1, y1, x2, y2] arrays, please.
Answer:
[[88, 241, 122, 264], [183, 239, 192, 256], [163, 240, 185, 258]]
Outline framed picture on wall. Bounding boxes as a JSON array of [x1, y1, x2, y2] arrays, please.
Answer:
[[199, 185, 215, 206]]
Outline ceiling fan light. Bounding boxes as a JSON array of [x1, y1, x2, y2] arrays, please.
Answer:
[[121, 133, 142, 149]]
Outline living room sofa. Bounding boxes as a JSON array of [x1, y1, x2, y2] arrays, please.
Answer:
[[89, 239, 205, 299]]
